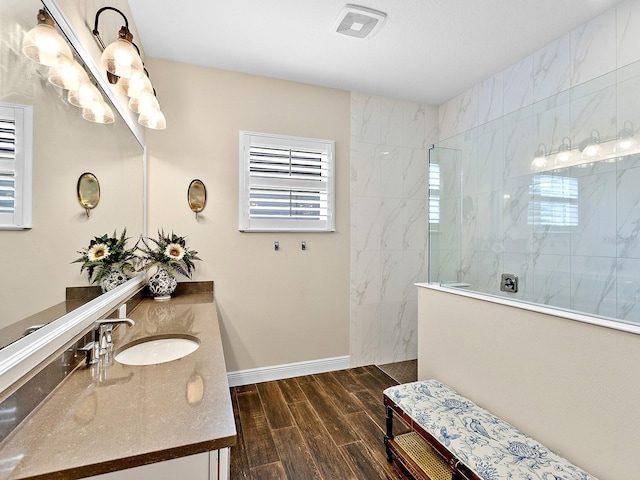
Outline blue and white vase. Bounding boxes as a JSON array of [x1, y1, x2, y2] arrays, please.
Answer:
[[148, 266, 177, 300], [100, 267, 128, 293]]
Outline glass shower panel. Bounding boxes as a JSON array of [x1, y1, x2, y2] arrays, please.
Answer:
[[428, 59, 640, 328], [428, 146, 462, 285]]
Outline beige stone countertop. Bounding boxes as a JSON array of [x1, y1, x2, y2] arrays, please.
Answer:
[[0, 290, 237, 479]]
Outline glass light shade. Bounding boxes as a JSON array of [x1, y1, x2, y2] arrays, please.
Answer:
[[67, 83, 103, 108], [48, 61, 89, 90], [82, 101, 115, 124], [22, 13, 73, 67], [138, 110, 166, 130], [554, 144, 573, 165], [530, 154, 547, 171], [581, 142, 601, 159], [118, 74, 153, 99], [530, 145, 547, 171], [128, 92, 160, 114], [101, 38, 144, 79], [614, 133, 639, 153]]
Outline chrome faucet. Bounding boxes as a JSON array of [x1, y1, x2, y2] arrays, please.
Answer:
[[78, 318, 135, 365]]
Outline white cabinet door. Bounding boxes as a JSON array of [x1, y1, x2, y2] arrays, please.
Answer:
[[86, 451, 210, 480], [210, 448, 230, 480]]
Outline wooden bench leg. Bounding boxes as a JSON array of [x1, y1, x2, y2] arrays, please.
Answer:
[[384, 405, 394, 463]]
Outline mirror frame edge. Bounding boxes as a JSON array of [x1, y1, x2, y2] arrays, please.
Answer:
[[0, 0, 148, 400]]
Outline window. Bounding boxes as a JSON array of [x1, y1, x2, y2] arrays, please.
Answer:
[[239, 131, 335, 232], [0, 103, 32, 230], [528, 174, 578, 227], [428, 162, 440, 225]]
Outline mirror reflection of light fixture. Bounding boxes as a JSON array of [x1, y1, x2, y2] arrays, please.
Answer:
[[138, 109, 167, 130], [118, 72, 153, 99], [22, 9, 73, 68], [82, 101, 115, 124], [554, 137, 573, 166], [67, 83, 103, 109], [614, 120, 638, 155], [580, 129, 601, 160], [530, 143, 548, 171], [47, 61, 90, 90], [92, 7, 144, 82], [128, 92, 160, 114]]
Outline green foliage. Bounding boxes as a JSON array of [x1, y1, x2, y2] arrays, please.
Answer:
[[138, 229, 201, 279], [72, 228, 137, 284]]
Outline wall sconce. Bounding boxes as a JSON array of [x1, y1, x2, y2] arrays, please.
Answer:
[[22, 9, 73, 68], [92, 7, 144, 82]]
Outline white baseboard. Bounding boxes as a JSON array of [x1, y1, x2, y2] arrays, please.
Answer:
[[227, 355, 351, 387]]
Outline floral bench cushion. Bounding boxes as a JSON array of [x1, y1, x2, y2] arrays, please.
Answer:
[[384, 380, 597, 480]]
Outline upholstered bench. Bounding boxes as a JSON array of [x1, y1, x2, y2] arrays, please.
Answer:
[[383, 380, 597, 480]]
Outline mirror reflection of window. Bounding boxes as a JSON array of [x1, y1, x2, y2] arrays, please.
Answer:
[[428, 162, 440, 226], [528, 174, 579, 228]]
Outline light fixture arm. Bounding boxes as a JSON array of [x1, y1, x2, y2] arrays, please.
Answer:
[[92, 6, 143, 84], [92, 6, 130, 50]]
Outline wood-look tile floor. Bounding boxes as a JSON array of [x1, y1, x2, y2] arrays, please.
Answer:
[[230, 365, 413, 479]]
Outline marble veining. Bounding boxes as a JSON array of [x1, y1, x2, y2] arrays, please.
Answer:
[[350, 92, 436, 367], [431, 0, 640, 327]]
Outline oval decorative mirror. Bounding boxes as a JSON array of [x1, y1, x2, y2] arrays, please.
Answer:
[[77, 172, 100, 217], [187, 179, 206, 219]]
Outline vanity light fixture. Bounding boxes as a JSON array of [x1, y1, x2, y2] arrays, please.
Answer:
[[92, 7, 166, 130], [614, 121, 638, 154], [47, 61, 90, 90], [117, 72, 153, 99], [92, 7, 144, 83], [531, 126, 640, 173], [82, 101, 115, 124], [22, 9, 73, 68], [67, 83, 104, 109], [580, 129, 601, 160], [128, 91, 160, 114], [554, 137, 573, 166], [138, 109, 167, 130], [530, 144, 548, 171]]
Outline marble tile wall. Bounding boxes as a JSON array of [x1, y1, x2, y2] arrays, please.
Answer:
[[433, 0, 640, 325], [350, 92, 438, 366]]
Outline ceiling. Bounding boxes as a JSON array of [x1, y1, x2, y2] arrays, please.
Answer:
[[129, 0, 624, 106]]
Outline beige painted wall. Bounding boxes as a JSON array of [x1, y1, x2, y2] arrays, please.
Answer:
[[418, 286, 640, 479], [144, 58, 350, 372]]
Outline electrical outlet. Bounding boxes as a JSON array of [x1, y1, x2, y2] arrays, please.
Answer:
[[500, 273, 518, 293]]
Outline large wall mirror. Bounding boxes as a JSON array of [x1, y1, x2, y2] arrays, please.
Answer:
[[0, 0, 145, 357]]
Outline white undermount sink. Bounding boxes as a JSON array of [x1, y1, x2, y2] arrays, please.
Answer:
[[115, 336, 200, 366]]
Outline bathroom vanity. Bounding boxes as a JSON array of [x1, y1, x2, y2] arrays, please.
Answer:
[[0, 285, 236, 480]]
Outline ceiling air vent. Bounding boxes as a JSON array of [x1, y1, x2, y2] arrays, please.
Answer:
[[333, 4, 387, 39]]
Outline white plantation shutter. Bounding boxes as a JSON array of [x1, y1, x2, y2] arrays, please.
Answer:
[[239, 132, 335, 232], [0, 103, 32, 229]]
